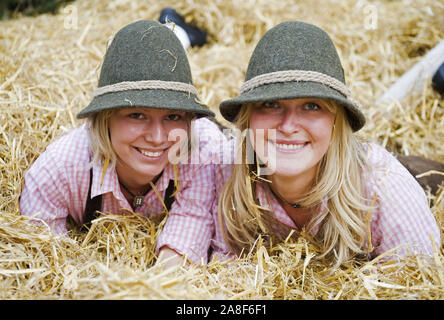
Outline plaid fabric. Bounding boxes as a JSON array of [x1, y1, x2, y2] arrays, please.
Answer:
[[209, 139, 441, 262], [20, 118, 225, 264]]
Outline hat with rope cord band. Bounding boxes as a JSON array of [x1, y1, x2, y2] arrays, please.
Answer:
[[219, 21, 365, 131], [77, 20, 214, 119]]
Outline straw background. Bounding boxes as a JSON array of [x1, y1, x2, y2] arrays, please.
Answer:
[[0, 0, 443, 299]]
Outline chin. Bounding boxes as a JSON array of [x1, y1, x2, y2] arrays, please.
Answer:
[[134, 163, 167, 180], [259, 157, 316, 178], [146, 164, 167, 176], [269, 166, 305, 177]]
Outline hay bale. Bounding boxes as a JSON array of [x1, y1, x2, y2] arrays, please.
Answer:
[[0, 0, 443, 299]]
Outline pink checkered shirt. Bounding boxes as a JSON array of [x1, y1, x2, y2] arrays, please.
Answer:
[[208, 139, 441, 262], [20, 117, 225, 264]]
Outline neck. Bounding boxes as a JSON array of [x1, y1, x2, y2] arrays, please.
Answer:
[[115, 165, 156, 196], [269, 168, 316, 204], [268, 169, 317, 229]]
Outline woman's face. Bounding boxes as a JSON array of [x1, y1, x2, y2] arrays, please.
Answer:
[[109, 107, 188, 185], [249, 98, 335, 180]]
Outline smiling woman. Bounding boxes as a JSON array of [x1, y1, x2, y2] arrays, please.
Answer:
[[206, 21, 441, 267], [249, 99, 335, 183], [19, 20, 224, 266], [108, 108, 189, 193]]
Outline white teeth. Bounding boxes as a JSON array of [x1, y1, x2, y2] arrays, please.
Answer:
[[275, 143, 305, 150], [140, 149, 163, 157]]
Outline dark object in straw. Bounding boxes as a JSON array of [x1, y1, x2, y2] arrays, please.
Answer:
[[432, 62, 444, 95], [159, 8, 207, 47], [397, 155, 444, 195], [1, 0, 74, 19]]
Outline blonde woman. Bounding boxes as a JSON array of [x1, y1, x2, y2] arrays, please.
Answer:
[[20, 20, 223, 265], [209, 21, 441, 266]]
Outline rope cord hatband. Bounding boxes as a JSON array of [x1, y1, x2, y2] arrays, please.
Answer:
[[239, 70, 351, 98], [93, 80, 199, 97]]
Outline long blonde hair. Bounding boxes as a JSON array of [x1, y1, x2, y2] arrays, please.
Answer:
[[217, 100, 372, 267]]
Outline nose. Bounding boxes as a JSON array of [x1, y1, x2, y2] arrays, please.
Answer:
[[145, 118, 167, 145], [277, 108, 301, 135]]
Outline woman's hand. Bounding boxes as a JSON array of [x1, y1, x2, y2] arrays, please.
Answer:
[[156, 246, 187, 269]]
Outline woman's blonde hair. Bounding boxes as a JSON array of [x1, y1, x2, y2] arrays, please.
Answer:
[[217, 100, 373, 267], [88, 109, 116, 167]]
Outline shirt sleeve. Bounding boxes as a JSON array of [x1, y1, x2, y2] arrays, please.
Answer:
[[20, 147, 70, 235], [155, 118, 224, 264], [366, 145, 441, 259], [155, 162, 215, 265]]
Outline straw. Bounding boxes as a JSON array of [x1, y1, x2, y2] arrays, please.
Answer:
[[0, 0, 443, 299]]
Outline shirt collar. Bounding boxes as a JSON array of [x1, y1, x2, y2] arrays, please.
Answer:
[[90, 160, 121, 200], [90, 160, 179, 200]]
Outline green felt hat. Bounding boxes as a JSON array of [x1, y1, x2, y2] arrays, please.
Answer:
[[77, 20, 214, 119], [219, 21, 365, 131]]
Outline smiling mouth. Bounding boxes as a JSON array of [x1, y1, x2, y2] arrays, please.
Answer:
[[136, 147, 166, 158], [275, 143, 307, 150], [273, 142, 309, 151]]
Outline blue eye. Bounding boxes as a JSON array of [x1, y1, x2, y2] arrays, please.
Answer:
[[166, 114, 183, 121], [262, 101, 279, 109], [304, 102, 321, 110], [128, 113, 145, 119]]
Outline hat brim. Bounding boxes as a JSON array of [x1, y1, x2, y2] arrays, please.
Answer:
[[219, 81, 365, 131], [77, 89, 214, 119]]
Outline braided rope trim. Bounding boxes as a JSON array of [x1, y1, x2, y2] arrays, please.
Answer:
[[239, 70, 351, 98], [93, 80, 199, 97]]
